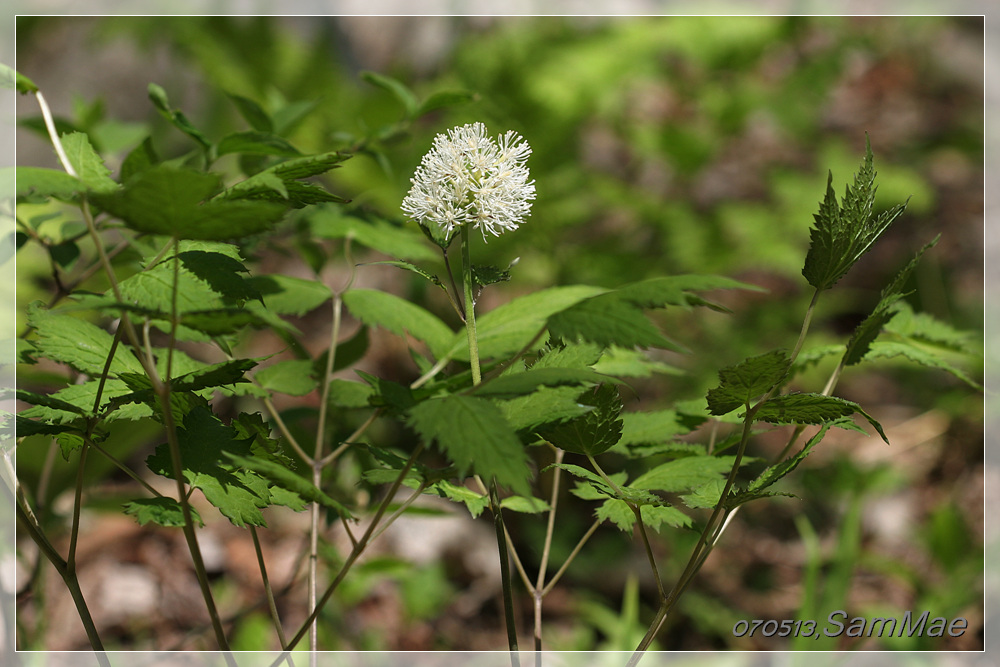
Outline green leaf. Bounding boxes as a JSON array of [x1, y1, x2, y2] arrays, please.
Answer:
[[706, 350, 790, 415], [15, 416, 81, 437], [547, 293, 678, 350], [343, 289, 454, 360], [500, 495, 551, 514], [326, 379, 374, 408], [428, 480, 489, 518], [224, 451, 353, 520], [145, 406, 273, 527], [27, 302, 143, 377], [357, 371, 416, 415], [616, 274, 766, 311], [595, 499, 690, 533], [495, 385, 594, 433], [227, 93, 273, 132], [414, 89, 476, 117], [446, 285, 608, 362], [148, 82, 210, 148], [864, 341, 982, 390], [15, 389, 90, 416], [407, 395, 531, 495], [16, 167, 83, 200], [124, 498, 203, 527], [884, 301, 979, 355], [246, 274, 332, 316], [843, 238, 937, 366], [471, 264, 511, 288], [11, 66, 38, 93], [728, 423, 833, 508], [532, 342, 604, 369], [754, 393, 888, 444], [679, 478, 726, 509], [56, 432, 84, 460], [473, 367, 607, 398], [120, 136, 159, 183], [19, 378, 150, 423], [361, 70, 418, 117], [592, 346, 683, 378], [802, 137, 908, 290], [619, 410, 697, 447], [536, 384, 623, 456], [256, 360, 317, 396], [60, 132, 119, 193], [216, 131, 301, 157], [630, 455, 736, 494], [91, 165, 287, 240], [310, 210, 436, 262]]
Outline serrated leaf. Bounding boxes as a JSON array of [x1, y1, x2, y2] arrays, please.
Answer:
[[91, 165, 287, 240], [843, 238, 937, 366], [536, 384, 623, 456], [429, 480, 490, 518], [326, 379, 374, 408], [592, 346, 684, 378], [145, 406, 273, 527], [569, 469, 629, 501], [124, 498, 203, 527], [616, 274, 766, 311], [310, 210, 436, 262], [56, 432, 84, 460], [343, 289, 454, 360], [19, 378, 150, 424], [500, 495, 551, 514], [631, 455, 736, 494], [596, 499, 690, 533], [733, 423, 833, 506], [532, 342, 604, 370], [885, 301, 979, 355], [619, 410, 698, 448], [802, 137, 908, 290], [864, 341, 982, 390], [27, 302, 143, 377], [754, 393, 889, 443], [224, 451, 353, 520], [706, 350, 790, 415], [473, 367, 607, 398], [357, 371, 416, 415], [216, 131, 301, 157], [61, 132, 119, 193], [16, 166, 83, 200], [445, 285, 607, 363], [16, 389, 90, 416], [245, 274, 332, 317], [471, 264, 510, 288], [361, 70, 418, 117], [407, 395, 530, 496], [680, 478, 726, 509], [256, 360, 317, 396], [15, 416, 81, 437], [495, 385, 594, 433], [547, 293, 677, 350]]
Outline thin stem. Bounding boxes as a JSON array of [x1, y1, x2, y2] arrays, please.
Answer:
[[270, 445, 424, 666], [320, 409, 381, 467], [541, 519, 600, 598], [442, 246, 465, 320], [492, 481, 520, 665], [460, 226, 482, 386], [251, 526, 295, 664], [368, 482, 427, 543]]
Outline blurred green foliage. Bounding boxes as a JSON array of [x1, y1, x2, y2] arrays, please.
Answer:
[[15, 14, 982, 652]]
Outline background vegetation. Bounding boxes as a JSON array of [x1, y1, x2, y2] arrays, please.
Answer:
[[14, 15, 983, 651]]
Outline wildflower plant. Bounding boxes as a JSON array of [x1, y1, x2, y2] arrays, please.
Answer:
[[9, 54, 981, 666]]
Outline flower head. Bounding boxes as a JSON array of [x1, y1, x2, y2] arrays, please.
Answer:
[[401, 122, 535, 243]]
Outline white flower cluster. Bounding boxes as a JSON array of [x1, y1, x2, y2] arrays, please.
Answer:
[[401, 122, 535, 242]]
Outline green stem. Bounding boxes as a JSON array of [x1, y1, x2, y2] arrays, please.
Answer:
[[492, 481, 520, 666], [460, 226, 482, 385], [270, 445, 424, 666]]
